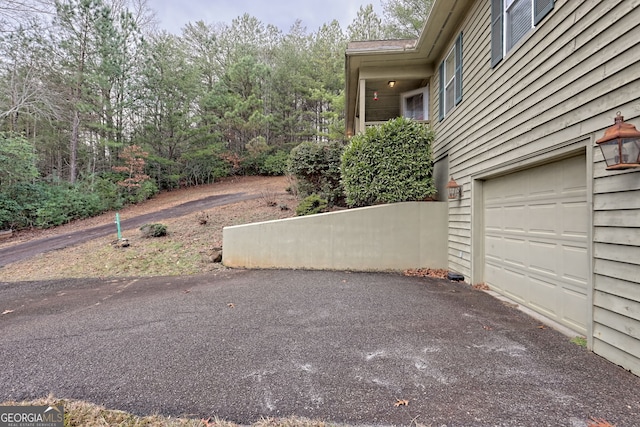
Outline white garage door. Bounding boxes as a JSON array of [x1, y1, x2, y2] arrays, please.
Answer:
[[484, 155, 588, 334]]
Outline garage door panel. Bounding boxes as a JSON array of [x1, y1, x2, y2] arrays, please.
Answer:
[[562, 201, 588, 238], [529, 183, 558, 198], [485, 206, 504, 229], [504, 237, 527, 267], [485, 235, 503, 259], [529, 240, 558, 276], [485, 264, 504, 292], [528, 165, 557, 195], [562, 155, 588, 190], [562, 245, 589, 286], [529, 276, 559, 316], [504, 205, 527, 232], [562, 288, 588, 334], [501, 268, 527, 302], [529, 203, 558, 235], [484, 155, 588, 333]]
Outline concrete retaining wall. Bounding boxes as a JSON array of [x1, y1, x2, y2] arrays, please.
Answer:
[[222, 201, 448, 271]]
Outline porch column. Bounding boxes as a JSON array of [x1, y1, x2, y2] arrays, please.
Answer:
[[358, 78, 366, 134]]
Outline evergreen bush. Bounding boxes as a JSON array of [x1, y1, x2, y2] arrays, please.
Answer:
[[0, 195, 20, 230], [341, 117, 436, 207], [260, 150, 289, 175], [241, 149, 290, 176], [295, 194, 328, 216], [288, 141, 345, 206], [140, 223, 167, 238]]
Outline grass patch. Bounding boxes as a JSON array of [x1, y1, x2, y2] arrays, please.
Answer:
[[570, 336, 587, 348], [0, 396, 340, 427]]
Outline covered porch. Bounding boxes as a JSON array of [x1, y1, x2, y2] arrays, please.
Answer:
[[344, 2, 469, 136], [345, 39, 432, 136]]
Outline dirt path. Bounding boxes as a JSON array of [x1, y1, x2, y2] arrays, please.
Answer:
[[0, 192, 259, 268]]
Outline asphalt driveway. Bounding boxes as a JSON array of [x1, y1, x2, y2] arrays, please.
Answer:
[[0, 269, 638, 426]]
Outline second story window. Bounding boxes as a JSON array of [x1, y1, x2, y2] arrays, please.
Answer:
[[506, 0, 533, 51], [492, 0, 554, 67]]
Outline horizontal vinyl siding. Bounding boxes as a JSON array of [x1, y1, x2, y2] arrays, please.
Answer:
[[437, 0, 640, 174], [433, 0, 640, 375], [432, 1, 485, 278], [594, 132, 640, 376]]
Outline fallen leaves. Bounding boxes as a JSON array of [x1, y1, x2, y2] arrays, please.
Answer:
[[588, 417, 616, 427], [394, 398, 409, 407], [501, 300, 518, 309], [472, 283, 490, 290], [404, 268, 448, 279], [227, 303, 235, 309]]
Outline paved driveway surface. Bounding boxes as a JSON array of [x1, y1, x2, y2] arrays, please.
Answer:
[[0, 269, 639, 426]]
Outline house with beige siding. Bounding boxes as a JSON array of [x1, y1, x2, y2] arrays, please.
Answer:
[[345, 0, 640, 375]]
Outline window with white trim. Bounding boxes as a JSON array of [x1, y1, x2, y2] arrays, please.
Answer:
[[491, 0, 554, 67], [401, 86, 428, 121], [439, 32, 463, 121]]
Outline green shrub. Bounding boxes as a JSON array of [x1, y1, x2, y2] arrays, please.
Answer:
[[0, 132, 38, 187], [140, 223, 167, 238], [180, 145, 229, 186], [129, 180, 159, 204], [260, 150, 289, 175], [89, 176, 124, 211], [34, 186, 103, 228], [0, 195, 20, 230], [341, 117, 436, 207], [1, 173, 160, 231], [146, 155, 181, 190], [288, 141, 345, 205], [240, 149, 290, 176], [4, 182, 49, 228], [296, 194, 328, 216]]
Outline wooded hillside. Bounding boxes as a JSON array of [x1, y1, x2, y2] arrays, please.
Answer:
[[0, 0, 431, 229]]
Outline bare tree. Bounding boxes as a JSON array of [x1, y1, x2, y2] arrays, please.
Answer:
[[382, 0, 434, 39], [0, 27, 61, 132], [0, 0, 54, 33], [105, 0, 158, 34]]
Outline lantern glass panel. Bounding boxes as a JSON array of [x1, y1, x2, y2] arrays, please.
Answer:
[[621, 138, 640, 165], [447, 186, 459, 199], [599, 140, 621, 167]]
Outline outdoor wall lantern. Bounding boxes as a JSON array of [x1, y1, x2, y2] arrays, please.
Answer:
[[596, 111, 640, 170], [388, 80, 396, 88], [446, 177, 462, 200]]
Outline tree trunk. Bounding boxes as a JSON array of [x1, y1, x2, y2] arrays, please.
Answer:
[[69, 110, 80, 184]]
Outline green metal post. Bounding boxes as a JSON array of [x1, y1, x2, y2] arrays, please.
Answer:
[[115, 213, 122, 240]]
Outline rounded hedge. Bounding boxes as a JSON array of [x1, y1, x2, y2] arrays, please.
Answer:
[[287, 141, 345, 205], [340, 117, 436, 207]]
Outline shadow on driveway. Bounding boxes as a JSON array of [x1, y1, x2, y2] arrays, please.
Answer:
[[0, 269, 638, 426]]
